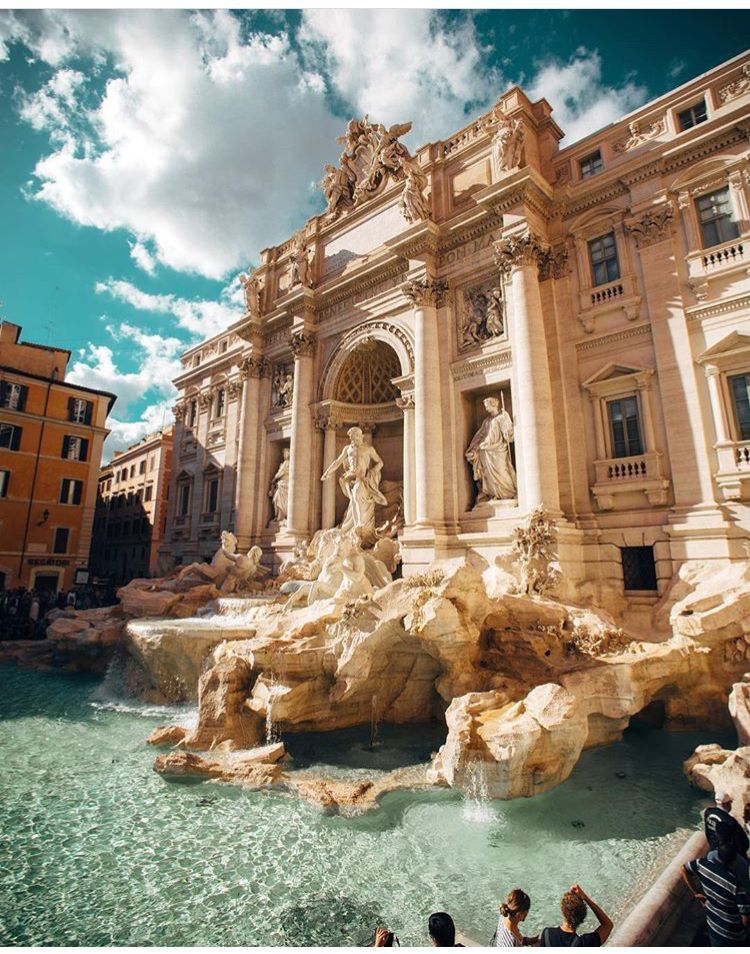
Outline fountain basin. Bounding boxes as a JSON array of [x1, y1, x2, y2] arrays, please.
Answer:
[[0, 664, 730, 947]]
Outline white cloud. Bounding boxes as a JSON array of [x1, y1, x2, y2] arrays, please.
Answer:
[[525, 49, 648, 144], [95, 277, 239, 337], [299, 9, 500, 144], [128, 239, 157, 275], [10, 9, 341, 279], [104, 399, 175, 460]]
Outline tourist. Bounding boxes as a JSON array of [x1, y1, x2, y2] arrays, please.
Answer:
[[538, 885, 613, 947], [428, 912, 463, 947], [682, 834, 750, 945], [493, 888, 537, 946], [704, 791, 750, 858], [374, 926, 399, 946]]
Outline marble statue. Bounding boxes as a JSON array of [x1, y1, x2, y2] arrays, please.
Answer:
[[272, 366, 294, 408], [465, 396, 517, 503], [321, 116, 417, 216], [175, 532, 268, 592], [486, 111, 525, 176], [399, 158, 429, 224], [333, 536, 373, 603], [269, 448, 290, 525], [238, 271, 263, 316], [321, 426, 387, 540], [461, 286, 504, 349], [290, 233, 313, 287], [221, 544, 270, 593]]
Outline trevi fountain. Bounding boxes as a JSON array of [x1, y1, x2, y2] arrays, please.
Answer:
[[5, 52, 750, 947]]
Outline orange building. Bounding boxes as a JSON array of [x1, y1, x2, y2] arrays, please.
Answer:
[[0, 321, 116, 593]]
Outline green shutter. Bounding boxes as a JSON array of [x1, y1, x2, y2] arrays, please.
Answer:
[[80, 437, 89, 462]]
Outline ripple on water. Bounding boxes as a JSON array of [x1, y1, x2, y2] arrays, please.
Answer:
[[0, 665, 724, 946]]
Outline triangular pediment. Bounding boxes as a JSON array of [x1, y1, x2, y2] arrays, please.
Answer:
[[697, 332, 750, 362], [582, 362, 649, 388]]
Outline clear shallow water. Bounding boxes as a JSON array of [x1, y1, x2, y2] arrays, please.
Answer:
[[0, 664, 723, 946]]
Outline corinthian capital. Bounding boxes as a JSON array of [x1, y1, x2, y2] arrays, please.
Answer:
[[402, 277, 449, 308], [240, 354, 270, 379], [494, 229, 550, 277], [290, 330, 316, 357]]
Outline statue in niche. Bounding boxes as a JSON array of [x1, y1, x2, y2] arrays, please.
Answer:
[[321, 426, 387, 542], [486, 110, 526, 177], [238, 270, 263, 316], [399, 158, 430, 224], [461, 285, 504, 349], [272, 366, 294, 408], [465, 396, 517, 503], [268, 448, 290, 525]]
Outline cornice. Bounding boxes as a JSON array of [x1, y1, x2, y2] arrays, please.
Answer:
[[686, 292, 750, 323], [451, 347, 513, 381], [575, 322, 652, 353]]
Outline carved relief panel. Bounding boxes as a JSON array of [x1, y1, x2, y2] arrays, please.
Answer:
[[271, 363, 294, 409], [457, 278, 506, 353]]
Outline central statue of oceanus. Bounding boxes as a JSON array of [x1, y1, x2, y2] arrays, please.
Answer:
[[321, 426, 387, 540]]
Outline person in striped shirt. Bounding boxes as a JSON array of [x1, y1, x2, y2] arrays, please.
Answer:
[[682, 826, 750, 946]]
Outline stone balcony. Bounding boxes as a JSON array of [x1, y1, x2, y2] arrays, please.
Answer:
[[687, 235, 749, 301], [578, 274, 641, 333], [591, 451, 670, 510], [199, 511, 220, 526], [714, 439, 750, 500]]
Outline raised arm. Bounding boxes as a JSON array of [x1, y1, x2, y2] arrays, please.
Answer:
[[321, 447, 348, 481], [571, 885, 613, 944]]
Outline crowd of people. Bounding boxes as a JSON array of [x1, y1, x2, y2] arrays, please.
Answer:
[[372, 886, 613, 947], [681, 790, 750, 946], [370, 793, 750, 948], [0, 583, 117, 640]]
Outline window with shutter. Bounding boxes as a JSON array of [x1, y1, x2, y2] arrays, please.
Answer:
[[0, 422, 21, 451], [0, 470, 9, 498], [53, 528, 70, 554]]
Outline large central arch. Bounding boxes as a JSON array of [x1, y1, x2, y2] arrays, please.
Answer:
[[319, 320, 414, 402]]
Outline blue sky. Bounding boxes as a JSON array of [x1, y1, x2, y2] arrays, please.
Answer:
[[1, 8, 749, 457]]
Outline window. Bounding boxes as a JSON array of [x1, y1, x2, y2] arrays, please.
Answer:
[[0, 382, 28, 411], [730, 374, 750, 441], [193, 354, 201, 368], [607, 396, 644, 458], [696, 188, 740, 249], [678, 99, 707, 131], [61, 435, 89, 461], [588, 232, 620, 286], [0, 470, 9, 498], [188, 400, 198, 428], [214, 388, 225, 419], [145, 484, 153, 502], [178, 482, 191, 517], [149, 455, 155, 472], [139, 460, 146, 474], [580, 150, 603, 179], [68, 397, 93, 424], [59, 478, 83, 505], [220, 340, 228, 353], [205, 476, 220, 513], [129, 465, 135, 478], [621, 546, 658, 591], [53, 527, 70, 554], [0, 422, 22, 451]]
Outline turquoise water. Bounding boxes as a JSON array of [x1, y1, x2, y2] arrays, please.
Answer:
[[0, 664, 722, 946]]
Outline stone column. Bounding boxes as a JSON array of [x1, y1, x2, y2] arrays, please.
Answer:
[[495, 229, 561, 514], [396, 392, 416, 525], [589, 394, 607, 461], [403, 278, 448, 528], [319, 418, 341, 529], [286, 330, 316, 538], [233, 355, 268, 548], [190, 389, 213, 547]]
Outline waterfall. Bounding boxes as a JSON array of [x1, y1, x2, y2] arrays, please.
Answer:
[[369, 694, 380, 750], [265, 676, 278, 745], [462, 756, 495, 823]]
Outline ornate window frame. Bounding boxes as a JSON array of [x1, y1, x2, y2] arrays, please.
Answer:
[[670, 156, 750, 301], [569, 206, 641, 334], [582, 363, 669, 510], [697, 332, 750, 500]]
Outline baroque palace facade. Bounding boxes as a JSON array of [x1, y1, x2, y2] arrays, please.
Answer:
[[162, 51, 750, 622]]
